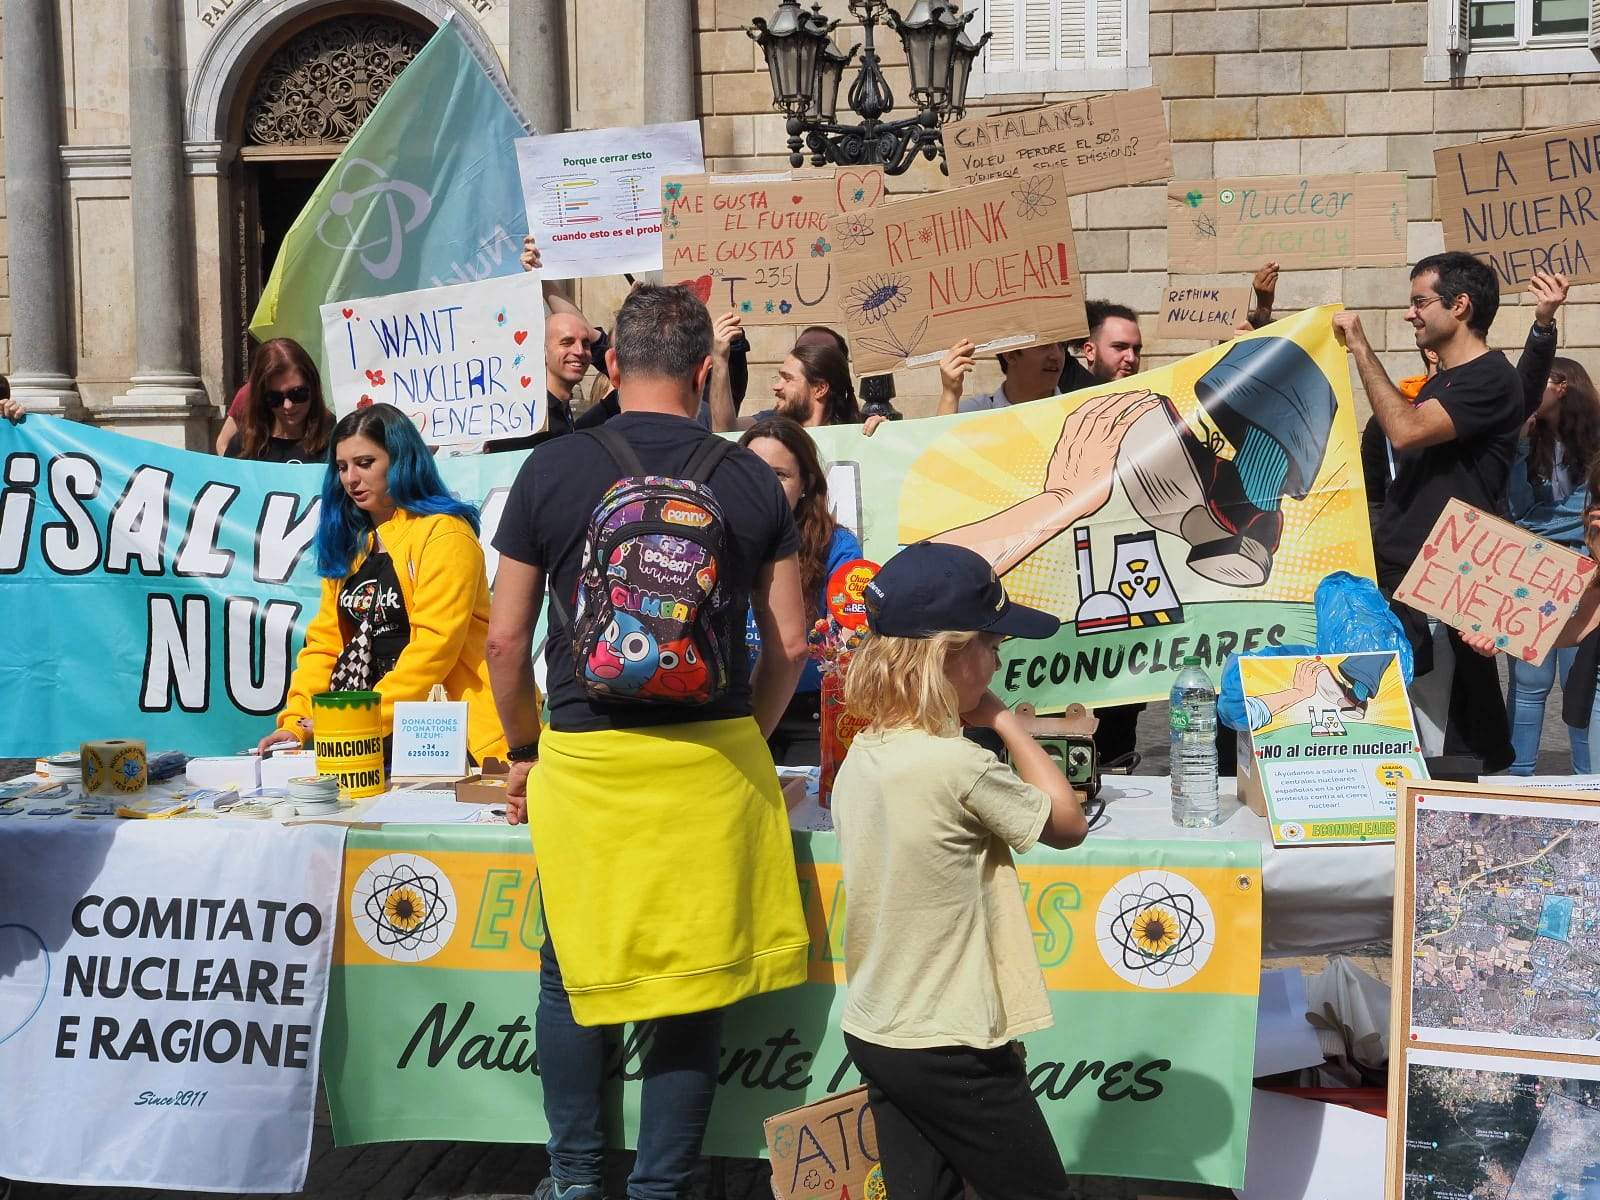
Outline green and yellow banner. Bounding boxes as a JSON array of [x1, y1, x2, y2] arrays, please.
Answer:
[[324, 828, 1263, 1188]]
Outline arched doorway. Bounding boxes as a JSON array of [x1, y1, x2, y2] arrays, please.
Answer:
[[228, 7, 433, 376]]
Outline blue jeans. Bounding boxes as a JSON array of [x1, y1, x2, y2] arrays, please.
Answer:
[[537, 933, 724, 1200], [1506, 646, 1591, 775]]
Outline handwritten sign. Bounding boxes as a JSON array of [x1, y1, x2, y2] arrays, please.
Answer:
[[1167, 173, 1408, 272], [764, 1087, 879, 1200], [660, 168, 885, 324], [1392, 498, 1594, 665], [516, 120, 705, 279], [825, 170, 1087, 374], [1435, 123, 1600, 291], [943, 87, 1172, 192], [321, 273, 546, 448], [1155, 281, 1252, 340]]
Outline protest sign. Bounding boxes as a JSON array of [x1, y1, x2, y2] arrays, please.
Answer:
[[321, 273, 545, 447], [516, 120, 704, 279], [0, 821, 345, 1192], [1235, 651, 1425, 846], [826, 170, 1087, 374], [1156, 282, 1253, 340], [1391, 498, 1593, 666], [391, 698, 469, 777], [1387, 779, 1600, 1200], [323, 825, 1262, 1188], [1168, 173, 1408, 272], [766, 1088, 879, 1200], [0, 308, 1372, 755], [660, 167, 885, 324], [943, 88, 1173, 191], [1435, 123, 1600, 290]]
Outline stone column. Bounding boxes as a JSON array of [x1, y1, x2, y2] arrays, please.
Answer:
[[114, 0, 208, 445], [510, 0, 569, 136], [643, 0, 699, 123], [1, 1, 79, 411]]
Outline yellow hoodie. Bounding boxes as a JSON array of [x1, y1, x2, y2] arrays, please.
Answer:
[[278, 508, 511, 764]]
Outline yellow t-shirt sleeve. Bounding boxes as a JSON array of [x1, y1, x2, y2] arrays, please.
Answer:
[[961, 758, 1051, 854], [278, 575, 344, 736]]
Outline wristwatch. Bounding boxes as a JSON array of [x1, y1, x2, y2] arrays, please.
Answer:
[[506, 740, 540, 763]]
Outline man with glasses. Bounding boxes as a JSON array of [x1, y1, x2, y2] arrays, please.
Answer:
[[1333, 252, 1524, 772]]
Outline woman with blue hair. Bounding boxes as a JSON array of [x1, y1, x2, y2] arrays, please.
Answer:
[[259, 403, 508, 763]]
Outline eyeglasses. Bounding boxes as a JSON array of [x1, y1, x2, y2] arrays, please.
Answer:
[[265, 385, 312, 408], [1407, 295, 1443, 314]]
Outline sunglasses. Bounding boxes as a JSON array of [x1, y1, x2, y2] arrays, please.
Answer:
[[265, 385, 312, 409]]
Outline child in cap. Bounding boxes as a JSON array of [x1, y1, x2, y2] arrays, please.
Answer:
[[831, 542, 1087, 1200]]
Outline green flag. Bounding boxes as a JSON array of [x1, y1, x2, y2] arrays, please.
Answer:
[[249, 17, 532, 365]]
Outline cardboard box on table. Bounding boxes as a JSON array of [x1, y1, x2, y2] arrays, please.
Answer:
[[389, 757, 513, 805]]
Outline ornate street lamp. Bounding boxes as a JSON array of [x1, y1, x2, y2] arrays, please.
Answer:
[[747, 0, 990, 175]]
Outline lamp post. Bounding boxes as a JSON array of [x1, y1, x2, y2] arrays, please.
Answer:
[[747, 0, 989, 175]]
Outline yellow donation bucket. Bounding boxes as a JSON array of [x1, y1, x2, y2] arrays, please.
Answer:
[[311, 690, 386, 799]]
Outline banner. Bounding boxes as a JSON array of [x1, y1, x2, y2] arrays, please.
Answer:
[[1167, 173, 1408, 271], [250, 19, 532, 365], [517, 120, 705, 278], [323, 827, 1262, 1189], [0, 821, 346, 1192], [321, 273, 547, 446], [1435, 123, 1600, 290], [0, 306, 1371, 755]]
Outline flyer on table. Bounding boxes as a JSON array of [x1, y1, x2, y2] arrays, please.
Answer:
[[1237, 651, 1426, 845]]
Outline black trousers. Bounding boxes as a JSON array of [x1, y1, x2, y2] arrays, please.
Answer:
[[844, 1033, 1070, 1200]]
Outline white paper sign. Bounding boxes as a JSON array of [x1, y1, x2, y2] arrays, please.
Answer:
[[321, 273, 546, 447], [390, 700, 468, 777], [516, 120, 705, 278], [0, 820, 346, 1193]]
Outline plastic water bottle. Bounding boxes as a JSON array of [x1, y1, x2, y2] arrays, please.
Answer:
[[1170, 656, 1220, 828]]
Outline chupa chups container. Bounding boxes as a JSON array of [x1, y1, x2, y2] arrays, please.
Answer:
[[818, 671, 869, 809], [311, 690, 386, 799]]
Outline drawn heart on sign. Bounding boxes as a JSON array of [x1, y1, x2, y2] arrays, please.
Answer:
[[513, 330, 528, 345], [1523, 647, 1540, 661], [341, 307, 354, 319], [1421, 545, 1437, 559], [836, 169, 884, 211], [791, 194, 805, 205], [408, 411, 427, 431], [520, 376, 532, 389], [357, 394, 374, 408], [0, 924, 50, 1047], [682, 274, 714, 304]]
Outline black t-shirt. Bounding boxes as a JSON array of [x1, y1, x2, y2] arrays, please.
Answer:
[[484, 391, 575, 454], [329, 550, 411, 692], [224, 434, 322, 464], [494, 411, 801, 733], [1374, 350, 1522, 588]]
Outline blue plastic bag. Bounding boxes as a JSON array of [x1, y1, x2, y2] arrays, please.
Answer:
[[1217, 572, 1413, 730]]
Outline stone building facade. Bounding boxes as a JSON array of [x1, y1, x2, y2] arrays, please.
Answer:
[[2, 0, 1599, 444]]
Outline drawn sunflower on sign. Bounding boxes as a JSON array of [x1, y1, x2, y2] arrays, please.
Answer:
[[384, 887, 428, 932], [856, 316, 930, 365], [1132, 907, 1180, 957], [844, 273, 912, 324]]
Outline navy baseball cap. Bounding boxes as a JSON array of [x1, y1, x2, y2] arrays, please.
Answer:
[[864, 543, 1061, 639]]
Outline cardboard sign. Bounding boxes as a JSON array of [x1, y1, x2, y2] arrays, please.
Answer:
[[1235, 651, 1426, 846], [826, 170, 1087, 374], [660, 168, 885, 324], [515, 120, 705, 279], [942, 87, 1172, 192], [1392, 498, 1594, 665], [764, 1086, 881, 1200], [322, 273, 546, 447], [1435, 123, 1600, 290], [1167, 173, 1408, 272], [1155, 282, 1253, 340], [390, 699, 468, 777]]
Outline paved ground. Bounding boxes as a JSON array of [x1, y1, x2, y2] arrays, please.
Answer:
[[3, 669, 1581, 1199]]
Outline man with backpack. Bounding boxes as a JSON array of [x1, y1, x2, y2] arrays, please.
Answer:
[[486, 283, 811, 1200]]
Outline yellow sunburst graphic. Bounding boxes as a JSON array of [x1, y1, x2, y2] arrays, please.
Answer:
[[384, 887, 427, 931]]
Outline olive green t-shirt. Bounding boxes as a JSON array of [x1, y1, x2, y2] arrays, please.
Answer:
[[832, 727, 1054, 1050]]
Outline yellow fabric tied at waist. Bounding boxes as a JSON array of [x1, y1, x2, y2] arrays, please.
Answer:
[[530, 717, 808, 1026]]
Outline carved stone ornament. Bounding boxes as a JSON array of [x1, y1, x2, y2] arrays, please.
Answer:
[[243, 15, 428, 145]]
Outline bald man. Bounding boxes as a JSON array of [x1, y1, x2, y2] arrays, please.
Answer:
[[485, 311, 598, 453]]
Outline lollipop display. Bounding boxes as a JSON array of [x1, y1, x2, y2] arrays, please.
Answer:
[[815, 558, 878, 807]]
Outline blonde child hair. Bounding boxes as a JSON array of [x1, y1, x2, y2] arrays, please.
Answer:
[[844, 630, 979, 736]]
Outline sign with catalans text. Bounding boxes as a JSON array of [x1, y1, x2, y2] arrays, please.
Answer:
[[660, 168, 885, 324], [942, 88, 1172, 192], [1391, 498, 1594, 665], [1435, 123, 1600, 291], [825, 170, 1087, 374], [1168, 173, 1408, 272]]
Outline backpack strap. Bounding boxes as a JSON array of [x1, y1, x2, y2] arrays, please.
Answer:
[[582, 424, 646, 478], [683, 434, 734, 484]]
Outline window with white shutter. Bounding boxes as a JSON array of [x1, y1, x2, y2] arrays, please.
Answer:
[[1425, 0, 1598, 76], [968, 0, 1151, 95]]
